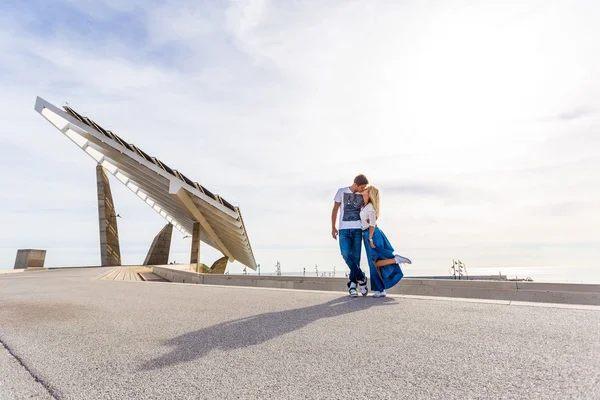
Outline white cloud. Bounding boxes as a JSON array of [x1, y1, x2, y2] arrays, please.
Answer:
[[0, 0, 599, 282]]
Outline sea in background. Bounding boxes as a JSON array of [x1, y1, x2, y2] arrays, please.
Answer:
[[237, 265, 600, 284]]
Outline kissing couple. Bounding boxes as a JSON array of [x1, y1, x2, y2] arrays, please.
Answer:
[[331, 174, 412, 298]]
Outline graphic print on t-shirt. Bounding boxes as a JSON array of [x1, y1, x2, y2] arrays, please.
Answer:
[[342, 192, 364, 221]]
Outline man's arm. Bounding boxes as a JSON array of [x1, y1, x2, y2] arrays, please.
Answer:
[[331, 202, 341, 239]]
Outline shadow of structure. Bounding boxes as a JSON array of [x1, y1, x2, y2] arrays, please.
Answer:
[[141, 296, 396, 370]]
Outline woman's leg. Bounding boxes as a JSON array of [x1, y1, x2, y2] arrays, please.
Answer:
[[363, 230, 385, 292], [371, 227, 403, 290]]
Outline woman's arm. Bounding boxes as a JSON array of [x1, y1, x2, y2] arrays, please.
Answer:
[[368, 225, 376, 248], [368, 205, 377, 248]]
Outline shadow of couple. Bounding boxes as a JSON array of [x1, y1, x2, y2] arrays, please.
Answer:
[[140, 295, 396, 370]]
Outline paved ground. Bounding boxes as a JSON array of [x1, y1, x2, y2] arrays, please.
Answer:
[[1, 268, 599, 400], [0, 342, 53, 400]]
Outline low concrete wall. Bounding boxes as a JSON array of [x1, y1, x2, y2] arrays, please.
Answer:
[[152, 266, 600, 305]]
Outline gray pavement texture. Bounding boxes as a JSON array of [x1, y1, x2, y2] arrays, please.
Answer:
[[0, 343, 53, 400], [1, 268, 599, 400]]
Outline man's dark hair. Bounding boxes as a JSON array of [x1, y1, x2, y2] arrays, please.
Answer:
[[354, 174, 369, 186]]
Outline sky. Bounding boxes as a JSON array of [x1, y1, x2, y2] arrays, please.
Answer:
[[0, 0, 599, 281]]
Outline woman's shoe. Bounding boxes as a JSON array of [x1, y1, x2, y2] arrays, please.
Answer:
[[394, 254, 412, 264], [373, 290, 387, 298]]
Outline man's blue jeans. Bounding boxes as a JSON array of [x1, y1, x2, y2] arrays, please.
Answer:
[[338, 228, 366, 287]]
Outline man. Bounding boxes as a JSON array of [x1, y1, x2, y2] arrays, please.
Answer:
[[331, 174, 369, 297]]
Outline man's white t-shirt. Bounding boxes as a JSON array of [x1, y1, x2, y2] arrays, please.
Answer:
[[334, 187, 364, 230]]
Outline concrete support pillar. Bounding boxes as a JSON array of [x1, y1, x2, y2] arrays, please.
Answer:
[[143, 223, 173, 266], [190, 222, 201, 267], [96, 165, 121, 266]]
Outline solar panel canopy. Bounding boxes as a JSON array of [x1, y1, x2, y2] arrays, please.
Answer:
[[35, 96, 257, 270]]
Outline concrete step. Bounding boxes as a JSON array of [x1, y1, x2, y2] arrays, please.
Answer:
[[115, 268, 126, 281], [101, 268, 120, 280], [139, 272, 168, 282], [100, 267, 156, 282]]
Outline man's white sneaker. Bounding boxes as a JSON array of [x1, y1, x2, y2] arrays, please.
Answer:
[[349, 283, 359, 297], [357, 279, 368, 296], [373, 291, 387, 298]]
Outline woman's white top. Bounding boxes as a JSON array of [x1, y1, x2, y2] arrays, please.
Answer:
[[360, 203, 377, 231]]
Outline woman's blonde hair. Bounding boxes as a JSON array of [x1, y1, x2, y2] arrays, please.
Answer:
[[368, 186, 380, 219]]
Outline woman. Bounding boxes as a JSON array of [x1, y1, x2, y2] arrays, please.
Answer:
[[360, 186, 412, 297]]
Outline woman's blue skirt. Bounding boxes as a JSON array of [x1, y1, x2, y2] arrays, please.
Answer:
[[366, 226, 404, 290]]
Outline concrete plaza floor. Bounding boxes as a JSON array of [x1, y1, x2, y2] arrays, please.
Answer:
[[1, 267, 599, 399]]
